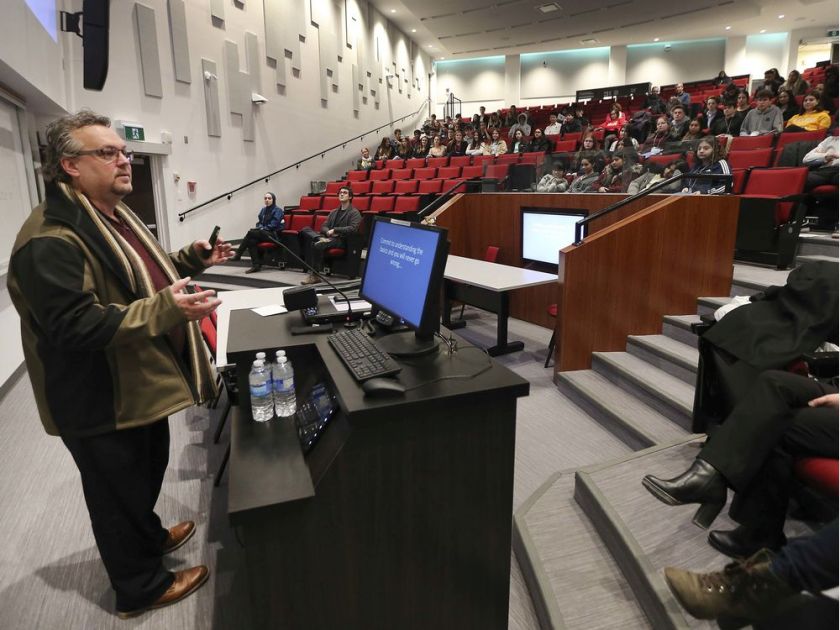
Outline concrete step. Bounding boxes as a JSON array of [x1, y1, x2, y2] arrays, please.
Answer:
[[796, 253, 838, 265], [592, 352, 694, 433], [556, 370, 688, 450], [513, 472, 652, 630], [696, 296, 728, 317], [626, 335, 699, 386], [798, 233, 838, 258], [661, 315, 701, 348], [730, 263, 791, 296]]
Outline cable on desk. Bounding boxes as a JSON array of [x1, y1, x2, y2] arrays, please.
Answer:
[[399, 342, 494, 392]]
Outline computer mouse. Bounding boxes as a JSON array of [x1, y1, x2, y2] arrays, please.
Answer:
[[362, 377, 407, 397]]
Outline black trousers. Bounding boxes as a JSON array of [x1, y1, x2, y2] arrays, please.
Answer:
[[300, 227, 340, 273], [700, 370, 838, 531], [61, 420, 174, 611], [235, 228, 275, 264], [772, 519, 839, 593], [806, 166, 839, 191]]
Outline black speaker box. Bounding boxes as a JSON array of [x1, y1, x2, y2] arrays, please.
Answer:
[[82, 0, 110, 91], [283, 286, 318, 311]]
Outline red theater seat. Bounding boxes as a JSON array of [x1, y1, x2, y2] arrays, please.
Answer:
[[393, 180, 419, 195], [350, 180, 372, 196], [369, 196, 395, 213], [449, 156, 471, 168], [321, 196, 341, 211], [369, 169, 391, 181], [346, 170, 369, 182], [298, 196, 321, 211], [461, 165, 484, 179], [728, 135, 774, 152], [413, 167, 437, 180], [553, 139, 577, 152], [371, 180, 395, 195], [353, 196, 371, 211], [727, 149, 773, 169], [405, 158, 426, 169], [417, 179, 443, 194], [794, 457, 839, 496], [390, 168, 412, 180], [427, 157, 449, 168], [385, 158, 405, 169], [436, 166, 461, 179], [313, 214, 328, 232], [323, 181, 348, 195], [394, 196, 420, 214]]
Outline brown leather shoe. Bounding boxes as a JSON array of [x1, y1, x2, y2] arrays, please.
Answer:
[[161, 520, 195, 555], [116, 566, 209, 619]]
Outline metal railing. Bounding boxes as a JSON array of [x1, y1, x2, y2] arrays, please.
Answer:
[[443, 93, 462, 121], [573, 172, 734, 244], [178, 100, 430, 222]]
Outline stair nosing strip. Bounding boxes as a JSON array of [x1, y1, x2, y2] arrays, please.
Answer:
[[593, 353, 694, 417], [627, 336, 697, 373]]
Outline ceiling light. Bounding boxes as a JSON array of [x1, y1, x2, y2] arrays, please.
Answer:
[[439, 56, 445, 60], [580, 38, 598, 45], [760, 29, 766, 33], [427, 44, 433, 47], [390, 9, 396, 13], [725, 26, 731, 30], [411, 29, 416, 33], [653, 37, 660, 42], [778, 14, 784, 19], [536, 3, 561, 13]]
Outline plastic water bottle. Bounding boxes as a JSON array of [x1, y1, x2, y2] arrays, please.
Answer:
[[273, 356, 297, 417], [249, 360, 274, 422]]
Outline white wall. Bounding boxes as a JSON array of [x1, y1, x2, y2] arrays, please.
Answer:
[[521, 48, 611, 99], [743, 33, 789, 81], [434, 56, 506, 109], [626, 39, 726, 85]]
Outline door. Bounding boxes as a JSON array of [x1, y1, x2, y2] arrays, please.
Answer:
[[123, 154, 158, 239]]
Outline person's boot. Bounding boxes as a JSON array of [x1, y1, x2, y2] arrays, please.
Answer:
[[245, 264, 261, 274], [664, 549, 803, 627], [642, 458, 727, 528], [708, 525, 787, 559]]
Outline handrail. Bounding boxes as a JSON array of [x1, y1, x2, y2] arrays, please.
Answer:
[[573, 172, 734, 244], [178, 100, 430, 222], [417, 178, 471, 221]]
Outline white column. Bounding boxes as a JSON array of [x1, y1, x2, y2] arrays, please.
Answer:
[[504, 54, 520, 106], [608, 45, 627, 86], [724, 36, 748, 76]]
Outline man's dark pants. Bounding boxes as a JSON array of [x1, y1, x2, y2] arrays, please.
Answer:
[[235, 228, 275, 264], [300, 227, 340, 273], [61, 419, 175, 611]]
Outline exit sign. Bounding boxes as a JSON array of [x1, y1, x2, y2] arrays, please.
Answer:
[[123, 124, 145, 141], [828, 30, 839, 38]]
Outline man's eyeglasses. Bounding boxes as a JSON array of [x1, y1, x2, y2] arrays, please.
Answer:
[[76, 146, 134, 163]]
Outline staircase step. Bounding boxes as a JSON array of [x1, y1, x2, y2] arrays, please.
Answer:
[[626, 335, 698, 385], [513, 472, 652, 629], [556, 370, 688, 450], [730, 263, 791, 296], [592, 352, 694, 432], [796, 253, 838, 265], [574, 440, 814, 630], [798, 233, 838, 258], [696, 296, 728, 317], [661, 315, 701, 348]]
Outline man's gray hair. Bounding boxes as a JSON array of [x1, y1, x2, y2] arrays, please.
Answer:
[[42, 109, 111, 183]]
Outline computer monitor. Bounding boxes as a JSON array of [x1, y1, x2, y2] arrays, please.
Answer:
[[360, 217, 450, 356], [521, 208, 586, 267]]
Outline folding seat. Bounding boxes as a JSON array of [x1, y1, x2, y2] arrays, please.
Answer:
[[350, 180, 372, 196], [280, 213, 315, 260], [369, 169, 391, 181], [436, 166, 461, 180], [553, 139, 577, 153], [417, 179, 443, 195], [369, 196, 395, 213], [520, 152, 544, 166], [774, 129, 828, 156], [346, 170, 369, 182], [353, 196, 371, 211], [393, 196, 420, 214], [393, 180, 419, 195], [460, 165, 484, 179], [413, 167, 437, 180], [405, 158, 426, 169], [385, 158, 405, 169], [321, 196, 341, 211], [726, 149, 773, 170], [730, 169, 748, 195], [323, 181, 348, 195], [736, 167, 810, 268], [298, 196, 321, 212], [472, 155, 495, 166], [728, 135, 774, 152], [449, 156, 471, 168], [496, 154, 519, 165], [427, 157, 448, 168], [390, 168, 412, 180], [371, 180, 395, 195], [313, 214, 329, 232], [482, 164, 510, 190], [643, 153, 677, 168]]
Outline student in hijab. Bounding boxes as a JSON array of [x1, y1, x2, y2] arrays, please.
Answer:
[[231, 192, 286, 273]]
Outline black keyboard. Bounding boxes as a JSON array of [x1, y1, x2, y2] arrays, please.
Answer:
[[328, 328, 402, 382]]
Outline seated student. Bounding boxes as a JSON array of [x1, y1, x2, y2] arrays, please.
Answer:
[[754, 68, 783, 97], [412, 135, 430, 158], [395, 138, 411, 159], [602, 106, 625, 135], [567, 156, 601, 193], [645, 86, 668, 115], [608, 125, 640, 154], [508, 113, 532, 138], [735, 89, 751, 114], [785, 91, 832, 132], [710, 100, 745, 137], [503, 105, 520, 127], [642, 371, 837, 558], [775, 88, 799, 123], [596, 153, 640, 193], [447, 130, 468, 156], [713, 70, 731, 87], [681, 136, 731, 194], [573, 133, 606, 170], [375, 137, 393, 161], [527, 127, 551, 153], [508, 129, 528, 154], [719, 81, 740, 106], [476, 105, 489, 125], [488, 111, 503, 129], [231, 192, 285, 273], [674, 83, 691, 108], [478, 120, 492, 142], [544, 113, 562, 136], [536, 162, 569, 192], [574, 103, 590, 129], [485, 128, 508, 156], [680, 118, 705, 149], [559, 111, 583, 136], [299, 186, 362, 285], [703, 96, 724, 132], [740, 89, 783, 135], [641, 116, 672, 156], [427, 135, 447, 158], [627, 159, 685, 195], [802, 132, 839, 190], [409, 129, 422, 149], [356, 147, 374, 171], [465, 130, 483, 156], [780, 69, 810, 96], [668, 104, 691, 140]]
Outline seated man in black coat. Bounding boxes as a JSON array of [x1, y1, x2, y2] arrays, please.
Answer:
[[300, 186, 362, 284]]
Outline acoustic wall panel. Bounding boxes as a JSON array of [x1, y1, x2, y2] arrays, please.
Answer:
[[210, 0, 224, 21], [201, 58, 222, 137], [244, 31, 261, 92], [351, 63, 360, 111], [224, 40, 255, 141], [264, 0, 306, 87], [167, 0, 191, 84], [134, 4, 163, 98]]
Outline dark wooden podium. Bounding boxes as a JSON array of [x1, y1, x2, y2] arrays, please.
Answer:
[[225, 308, 529, 629]]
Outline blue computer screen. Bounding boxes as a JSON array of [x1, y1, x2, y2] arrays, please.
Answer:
[[361, 220, 443, 328]]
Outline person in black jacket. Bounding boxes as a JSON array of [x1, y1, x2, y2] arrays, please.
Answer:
[[231, 192, 286, 273], [300, 186, 362, 284], [710, 101, 745, 136], [527, 127, 551, 153]]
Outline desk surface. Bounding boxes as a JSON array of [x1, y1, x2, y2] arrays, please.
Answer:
[[216, 286, 288, 367], [445, 255, 556, 292]]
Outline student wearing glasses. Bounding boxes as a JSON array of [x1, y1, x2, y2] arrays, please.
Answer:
[[299, 186, 362, 285], [7, 109, 234, 619], [230, 192, 286, 273]]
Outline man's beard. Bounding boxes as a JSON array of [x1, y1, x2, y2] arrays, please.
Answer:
[[112, 176, 133, 198]]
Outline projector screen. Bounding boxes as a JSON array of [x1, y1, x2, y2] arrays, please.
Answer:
[[521, 209, 585, 266], [25, 0, 57, 41]]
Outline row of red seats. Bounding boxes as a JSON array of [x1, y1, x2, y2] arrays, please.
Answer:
[[367, 152, 547, 173], [289, 195, 421, 217]]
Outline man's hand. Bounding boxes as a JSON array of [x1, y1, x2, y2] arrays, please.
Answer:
[[170, 277, 221, 321], [194, 237, 234, 267], [808, 393, 839, 409], [326, 228, 335, 237], [825, 152, 838, 163]]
